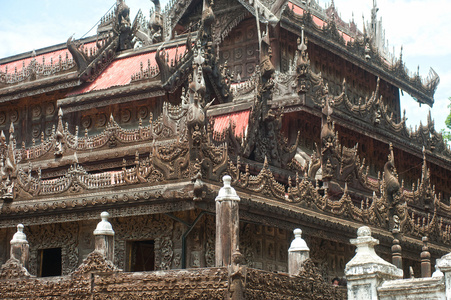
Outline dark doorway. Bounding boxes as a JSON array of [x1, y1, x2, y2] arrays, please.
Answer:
[[129, 240, 155, 272], [39, 248, 62, 277]]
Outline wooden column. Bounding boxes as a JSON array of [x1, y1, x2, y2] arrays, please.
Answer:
[[215, 175, 240, 267], [421, 236, 431, 278], [391, 229, 402, 270]]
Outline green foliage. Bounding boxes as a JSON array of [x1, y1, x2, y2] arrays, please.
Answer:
[[443, 97, 451, 142]]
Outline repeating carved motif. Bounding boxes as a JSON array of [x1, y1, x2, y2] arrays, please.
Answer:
[[245, 261, 345, 299], [0, 258, 31, 279], [26, 222, 79, 275], [0, 51, 75, 86], [0, 265, 346, 299], [14, 105, 184, 162], [225, 135, 451, 246], [0, 266, 229, 299], [204, 215, 216, 268], [113, 215, 174, 270], [72, 251, 120, 275]]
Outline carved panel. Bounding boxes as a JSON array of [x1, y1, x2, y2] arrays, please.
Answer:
[[204, 215, 216, 267], [240, 223, 288, 272], [9, 109, 18, 123], [45, 102, 55, 116], [0, 230, 7, 265], [81, 116, 92, 129], [305, 233, 354, 281], [113, 214, 174, 270], [26, 222, 79, 276], [31, 105, 41, 119], [219, 18, 258, 81]]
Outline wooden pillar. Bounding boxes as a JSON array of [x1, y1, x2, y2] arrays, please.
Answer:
[[215, 175, 240, 267], [391, 229, 402, 270], [93, 211, 115, 262], [421, 236, 431, 278]]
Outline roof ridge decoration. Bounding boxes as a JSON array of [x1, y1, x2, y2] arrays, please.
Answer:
[[156, 0, 233, 101], [0, 50, 75, 86], [228, 27, 300, 169], [68, 0, 161, 83], [282, 2, 440, 106], [155, 35, 194, 91], [235, 0, 279, 26], [134, 0, 164, 46], [67, 1, 134, 82], [12, 105, 183, 163], [226, 143, 451, 246]]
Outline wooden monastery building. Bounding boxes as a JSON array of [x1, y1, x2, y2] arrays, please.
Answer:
[[0, 0, 447, 298]]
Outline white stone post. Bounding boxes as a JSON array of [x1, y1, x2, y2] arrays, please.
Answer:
[[215, 175, 240, 267], [345, 226, 403, 300], [288, 228, 310, 275], [93, 211, 115, 262], [436, 252, 451, 299], [10, 224, 29, 269]]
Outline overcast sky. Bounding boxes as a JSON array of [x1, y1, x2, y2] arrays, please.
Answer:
[[0, 0, 449, 133]]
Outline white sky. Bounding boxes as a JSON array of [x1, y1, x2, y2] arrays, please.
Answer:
[[0, 0, 449, 132]]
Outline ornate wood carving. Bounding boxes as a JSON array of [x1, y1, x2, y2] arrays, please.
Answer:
[[282, 4, 439, 105], [0, 258, 31, 279], [26, 222, 79, 275], [72, 251, 120, 275], [245, 261, 345, 299], [113, 214, 174, 270], [0, 51, 75, 86]]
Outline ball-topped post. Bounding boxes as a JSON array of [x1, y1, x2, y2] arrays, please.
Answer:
[[288, 228, 310, 275], [10, 224, 29, 269], [93, 211, 115, 261]]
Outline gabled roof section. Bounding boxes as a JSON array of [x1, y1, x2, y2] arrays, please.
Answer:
[[164, 0, 279, 40], [69, 45, 185, 96], [212, 110, 250, 137], [0, 48, 73, 79], [281, 1, 439, 106], [0, 39, 96, 93]]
